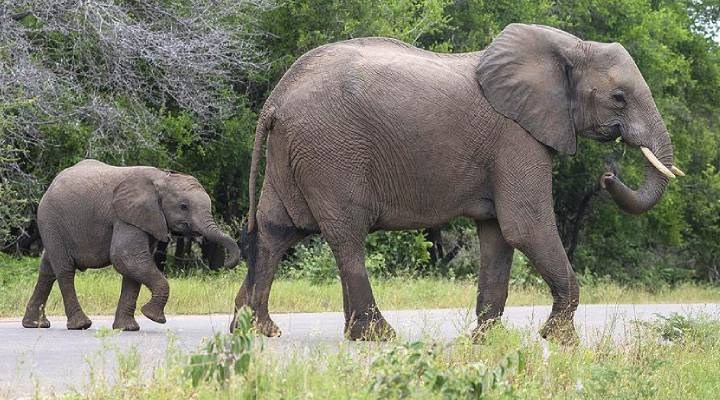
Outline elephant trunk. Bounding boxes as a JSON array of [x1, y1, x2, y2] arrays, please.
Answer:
[[602, 123, 674, 214], [199, 215, 241, 268]]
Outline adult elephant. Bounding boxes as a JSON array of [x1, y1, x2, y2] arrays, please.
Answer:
[[23, 159, 240, 331], [233, 24, 682, 342]]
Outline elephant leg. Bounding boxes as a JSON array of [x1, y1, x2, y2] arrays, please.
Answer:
[[321, 225, 395, 341], [494, 142, 580, 344], [154, 240, 169, 273], [111, 221, 169, 324], [56, 268, 92, 330], [233, 184, 306, 336], [112, 276, 141, 331], [508, 227, 579, 344], [472, 219, 514, 341], [22, 253, 55, 328]]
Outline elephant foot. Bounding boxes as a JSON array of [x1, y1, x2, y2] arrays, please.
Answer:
[[67, 312, 92, 330], [540, 316, 579, 346], [22, 315, 51, 329], [140, 303, 166, 324], [113, 316, 140, 331], [345, 315, 397, 341], [229, 306, 279, 336], [250, 317, 282, 337]]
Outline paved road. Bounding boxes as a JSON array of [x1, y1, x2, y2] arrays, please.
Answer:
[[1, 303, 719, 398]]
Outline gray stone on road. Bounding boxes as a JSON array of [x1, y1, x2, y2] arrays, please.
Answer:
[[1, 303, 719, 398]]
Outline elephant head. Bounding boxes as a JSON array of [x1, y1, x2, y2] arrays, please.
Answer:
[[112, 170, 241, 268], [476, 23, 682, 214]]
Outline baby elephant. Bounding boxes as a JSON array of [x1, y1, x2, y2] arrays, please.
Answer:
[[22, 159, 240, 331]]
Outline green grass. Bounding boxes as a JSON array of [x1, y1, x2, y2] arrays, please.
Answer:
[[60, 313, 720, 399], [3, 254, 720, 398], [2, 254, 720, 318]]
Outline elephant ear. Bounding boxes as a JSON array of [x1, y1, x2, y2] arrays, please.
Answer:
[[476, 24, 582, 155], [112, 173, 169, 241]]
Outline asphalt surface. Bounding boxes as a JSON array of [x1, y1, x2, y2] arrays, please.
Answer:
[[1, 303, 719, 398]]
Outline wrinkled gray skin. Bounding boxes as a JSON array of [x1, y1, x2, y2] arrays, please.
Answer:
[[233, 24, 675, 342], [23, 159, 240, 331]]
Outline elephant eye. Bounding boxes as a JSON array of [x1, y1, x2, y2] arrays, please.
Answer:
[[611, 91, 626, 105], [179, 203, 189, 211]]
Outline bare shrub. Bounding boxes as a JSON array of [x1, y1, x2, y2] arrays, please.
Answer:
[[0, 0, 271, 246]]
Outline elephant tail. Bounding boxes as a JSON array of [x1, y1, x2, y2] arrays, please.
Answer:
[[247, 105, 275, 233], [240, 223, 257, 285]]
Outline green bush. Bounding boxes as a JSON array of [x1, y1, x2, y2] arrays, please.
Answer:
[[184, 306, 256, 387], [369, 341, 525, 398], [637, 313, 720, 344], [281, 238, 338, 284], [280, 236, 391, 284], [280, 231, 432, 284], [365, 230, 433, 276]]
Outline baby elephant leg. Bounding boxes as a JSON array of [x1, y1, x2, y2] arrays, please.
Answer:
[[111, 221, 170, 326], [22, 253, 56, 328], [113, 276, 142, 331]]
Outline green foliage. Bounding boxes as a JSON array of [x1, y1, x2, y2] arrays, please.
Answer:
[[509, 253, 545, 286], [444, 0, 559, 51], [0, 172, 31, 243], [3, 0, 720, 286], [546, 0, 720, 284], [369, 341, 525, 398], [184, 306, 256, 387], [365, 230, 433, 275], [637, 312, 720, 344], [281, 231, 432, 283], [682, 165, 720, 281], [258, 0, 454, 97], [0, 99, 40, 244], [281, 238, 338, 284]]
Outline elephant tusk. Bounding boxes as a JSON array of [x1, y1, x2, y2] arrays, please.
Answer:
[[640, 147, 675, 179], [670, 165, 685, 177]]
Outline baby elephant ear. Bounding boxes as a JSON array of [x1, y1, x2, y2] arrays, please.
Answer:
[[112, 173, 169, 241]]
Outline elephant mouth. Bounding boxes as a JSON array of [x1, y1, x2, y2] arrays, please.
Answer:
[[171, 230, 202, 237], [171, 223, 201, 237], [583, 124, 622, 143], [588, 124, 683, 179]]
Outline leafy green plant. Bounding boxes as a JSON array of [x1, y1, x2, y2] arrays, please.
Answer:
[[184, 306, 257, 387], [281, 232, 429, 283], [366, 230, 433, 276], [509, 253, 544, 287], [637, 313, 720, 344], [281, 238, 338, 284], [369, 341, 525, 398]]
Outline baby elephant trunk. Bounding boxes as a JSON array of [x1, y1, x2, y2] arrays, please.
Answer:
[[200, 218, 241, 268]]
